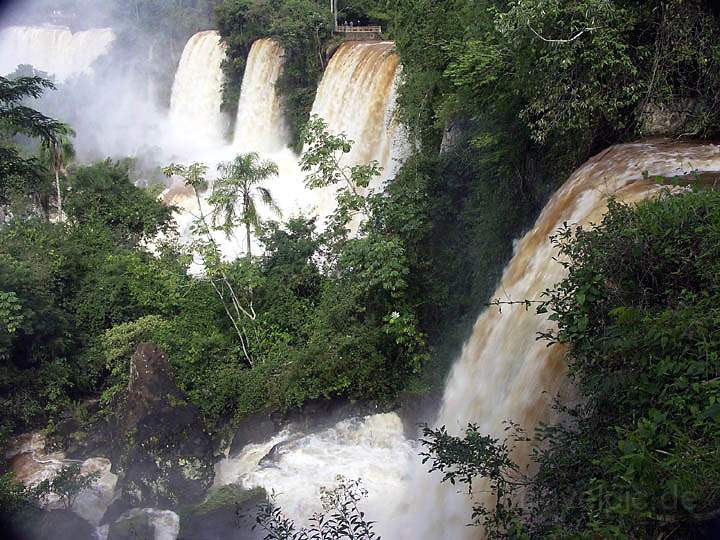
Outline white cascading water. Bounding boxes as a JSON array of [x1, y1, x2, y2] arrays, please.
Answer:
[[310, 41, 405, 177], [234, 38, 288, 153], [167, 38, 411, 257], [169, 30, 229, 150], [305, 41, 409, 222], [166, 35, 298, 261], [214, 413, 417, 526], [0, 25, 115, 80]]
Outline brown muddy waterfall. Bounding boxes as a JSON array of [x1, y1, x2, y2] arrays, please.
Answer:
[[212, 141, 720, 539], [387, 141, 720, 539]]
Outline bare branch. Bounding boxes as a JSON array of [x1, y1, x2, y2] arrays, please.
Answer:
[[527, 22, 600, 44]]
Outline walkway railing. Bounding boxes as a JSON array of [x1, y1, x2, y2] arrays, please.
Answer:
[[336, 25, 383, 34]]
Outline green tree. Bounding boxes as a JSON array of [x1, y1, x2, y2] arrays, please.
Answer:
[[0, 472, 35, 530], [33, 463, 100, 511], [163, 162, 258, 366], [65, 160, 174, 246], [256, 477, 379, 540], [212, 152, 280, 260], [0, 291, 23, 335], [0, 75, 66, 208]]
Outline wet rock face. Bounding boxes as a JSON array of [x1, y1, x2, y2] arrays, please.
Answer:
[[107, 511, 154, 540], [639, 99, 701, 136], [109, 343, 214, 516], [178, 485, 266, 540], [106, 508, 180, 540], [6, 433, 118, 528], [31, 509, 96, 540], [395, 390, 442, 439], [52, 399, 114, 460]]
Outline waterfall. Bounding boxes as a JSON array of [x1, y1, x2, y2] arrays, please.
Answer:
[[167, 39, 410, 248], [305, 41, 407, 221], [234, 38, 288, 153], [169, 30, 229, 149], [389, 141, 720, 539], [310, 41, 403, 175], [0, 25, 115, 80], [214, 413, 417, 527], [166, 36, 294, 258]]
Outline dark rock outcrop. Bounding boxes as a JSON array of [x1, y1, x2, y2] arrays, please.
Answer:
[[107, 510, 155, 540], [30, 509, 95, 540], [227, 410, 278, 456], [178, 485, 266, 540], [106, 342, 214, 518], [395, 390, 442, 439], [106, 508, 180, 540], [639, 99, 702, 137]]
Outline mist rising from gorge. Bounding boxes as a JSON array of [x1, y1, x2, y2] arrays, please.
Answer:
[[0, 0, 217, 179]]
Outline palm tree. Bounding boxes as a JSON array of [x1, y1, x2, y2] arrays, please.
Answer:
[[40, 124, 75, 222], [212, 152, 280, 260]]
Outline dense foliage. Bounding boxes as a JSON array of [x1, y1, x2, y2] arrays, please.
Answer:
[[256, 477, 378, 540], [391, 0, 720, 149], [423, 190, 720, 538], [378, 0, 720, 373], [0, 97, 430, 457], [0, 160, 180, 441]]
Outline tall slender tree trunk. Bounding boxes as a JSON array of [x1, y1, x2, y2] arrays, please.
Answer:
[[245, 221, 252, 261], [244, 189, 252, 260], [54, 168, 63, 222]]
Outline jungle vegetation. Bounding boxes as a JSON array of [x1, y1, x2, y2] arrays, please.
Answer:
[[2, 0, 720, 537]]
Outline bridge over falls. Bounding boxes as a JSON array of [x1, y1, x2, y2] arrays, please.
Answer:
[[330, 1, 383, 40], [335, 24, 383, 40]]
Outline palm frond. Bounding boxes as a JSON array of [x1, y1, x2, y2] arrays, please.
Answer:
[[257, 186, 281, 216]]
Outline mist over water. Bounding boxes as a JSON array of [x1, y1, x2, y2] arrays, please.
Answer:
[[0, 26, 115, 82], [0, 1, 218, 171]]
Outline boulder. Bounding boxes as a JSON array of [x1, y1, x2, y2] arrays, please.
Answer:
[[32, 509, 95, 540], [639, 99, 701, 137], [53, 400, 114, 461], [227, 410, 278, 456], [107, 508, 179, 540], [108, 343, 214, 515], [178, 485, 266, 540], [395, 390, 442, 439], [107, 511, 154, 540]]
